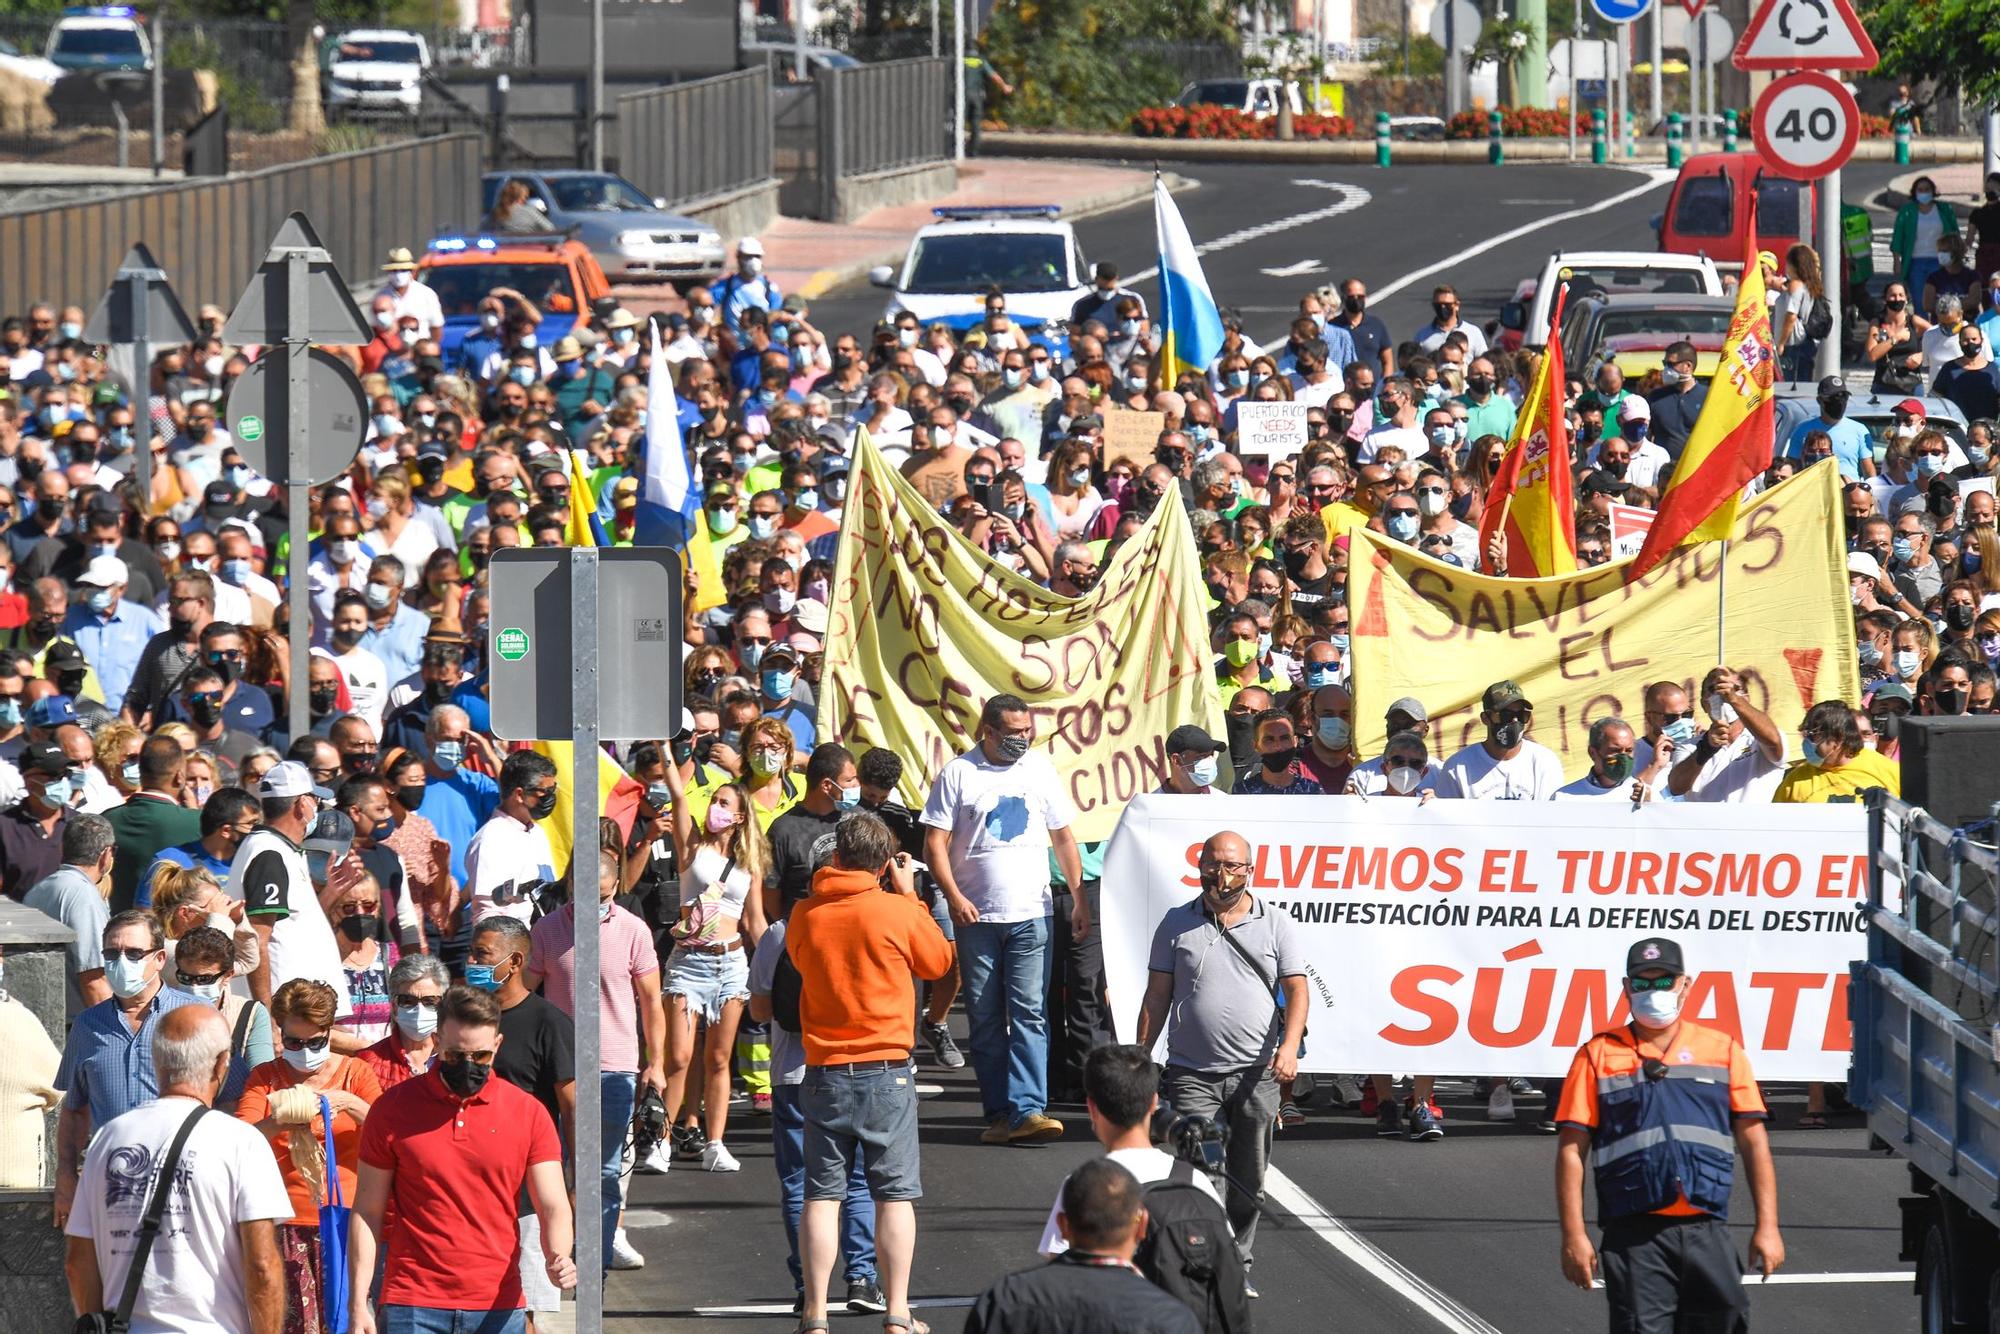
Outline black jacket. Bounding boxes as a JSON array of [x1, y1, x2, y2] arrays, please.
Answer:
[[963, 1255, 1202, 1334]]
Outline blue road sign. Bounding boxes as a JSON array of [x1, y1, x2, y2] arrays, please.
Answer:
[[1589, 0, 1651, 22]]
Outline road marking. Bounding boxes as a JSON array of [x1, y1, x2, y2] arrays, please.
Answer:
[[1124, 179, 1372, 285], [1262, 259, 1328, 277], [694, 1297, 978, 1316], [620, 1208, 675, 1229], [1592, 1271, 1915, 1288], [1368, 168, 1678, 303], [1264, 1166, 1505, 1334]]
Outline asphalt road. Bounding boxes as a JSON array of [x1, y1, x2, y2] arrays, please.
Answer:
[[804, 158, 1913, 355], [608, 1050, 1918, 1332], [606, 164, 1927, 1332]]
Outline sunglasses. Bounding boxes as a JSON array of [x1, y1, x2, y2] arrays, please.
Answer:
[[393, 992, 442, 1009], [281, 1033, 331, 1052], [1627, 974, 1679, 992], [440, 1048, 496, 1065], [177, 968, 225, 986], [107, 946, 155, 963]]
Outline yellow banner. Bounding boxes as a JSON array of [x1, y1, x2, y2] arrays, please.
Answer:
[[823, 430, 1224, 842], [1348, 461, 1859, 777]]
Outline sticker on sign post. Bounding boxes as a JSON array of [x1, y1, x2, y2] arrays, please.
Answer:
[[238, 415, 263, 443], [1752, 71, 1859, 180], [496, 627, 530, 661]]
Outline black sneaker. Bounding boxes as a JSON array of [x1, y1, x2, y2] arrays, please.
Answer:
[[671, 1124, 704, 1160], [847, 1278, 887, 1313], [1375, 1098, 1403, 1137]]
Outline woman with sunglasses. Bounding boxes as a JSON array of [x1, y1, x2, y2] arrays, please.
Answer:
[[328, 867, 400, 1048], [238, 978, 384, 1334], [355, 954, 449, 1093]]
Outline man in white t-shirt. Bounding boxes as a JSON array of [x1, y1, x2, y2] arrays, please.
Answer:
[[1037, 1044, 1221, 1257], [1667, 667, 1791, 804], [1555, 717, 1670, 801], [325, 593, 390, 732], [1433, 680, 1568, 800], [234, 762, 351, 1021], [66, 1005, 290, 1334], [466, 749, 560, 924], [922, 694, 1086, 1148]]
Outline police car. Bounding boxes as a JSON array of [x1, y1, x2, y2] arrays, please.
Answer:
[[866, 205, 1089, 355], [44, 6, 151, 74]]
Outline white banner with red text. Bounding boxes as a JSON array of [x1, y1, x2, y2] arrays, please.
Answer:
[[1101, 794, 1872, 1081]]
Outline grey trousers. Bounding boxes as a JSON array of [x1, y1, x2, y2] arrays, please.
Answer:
[[1162, 1064, 1280, 1265]]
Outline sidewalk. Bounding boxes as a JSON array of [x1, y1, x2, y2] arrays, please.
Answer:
[[613, 157, 1161, 315]]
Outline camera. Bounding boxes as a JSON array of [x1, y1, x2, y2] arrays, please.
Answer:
[[632, 1087, 669, 1160], [1156, 1101, 1227, 1174]]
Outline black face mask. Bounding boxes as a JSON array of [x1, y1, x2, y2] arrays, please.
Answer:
[[1489, 717, 1527, 749], [309, 686, 340, 715], [1947, 602, 1979, 631], [529, 788, 559, 820], [1066, 566, 1098, 592], [1936, 686, 1971, 715], [188, 698, 224, 729], [338, 913, 378, 943], [1131, 484, 1162, 518], [205, 653, 237, 686], [1260, 745, 1297, 771], [498, 400, 524, 418], [343, 751, 378, 776], [1342, 294, 1365, 316], [947, 395, 974, 416], [1819, 394, 1848, 421], [394, 783, 428, 811], [424, 679, 456, 706], [440, 1058, 491, 1098], [1467, 376, 1494, 395], [1223, 712, 1257, 764], [55, 669, 87, 697], [692, 669, 726, 694], [1281, 546, 1315, 577], [1887, 298, 1908, 311]]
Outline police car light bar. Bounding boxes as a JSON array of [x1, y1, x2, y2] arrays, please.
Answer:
[[64, 6, 138, 15], [930, 205, 1061, 220], [427, 236, 501, 252]]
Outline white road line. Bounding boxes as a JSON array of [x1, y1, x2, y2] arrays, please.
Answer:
[[694, 1297, 978, 1316], [1367, 167, 1679, 303], [1264, 1166, 1506, 1334], [1593, 1271, 1915, 1288], [1125, 179, 1373, 285]]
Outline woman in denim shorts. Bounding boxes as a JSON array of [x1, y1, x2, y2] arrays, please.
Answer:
[[660, 773, 772, 1168]]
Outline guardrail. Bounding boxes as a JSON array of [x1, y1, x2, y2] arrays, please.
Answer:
[[616, 68, 772, 208], [823, 56, 949, 183], [0, 133, 480, 316]]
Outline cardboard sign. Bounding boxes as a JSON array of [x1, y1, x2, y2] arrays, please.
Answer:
[[1233, 401, 1310, 462], [1099, 409, 1168, 465], [1607, 502, 1656, 559]]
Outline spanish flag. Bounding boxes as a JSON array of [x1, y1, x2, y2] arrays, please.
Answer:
[[1154, 175, 1225, 388], [1478, 288, 1576, 577], [524, 739, 647, 878], [563, 449, 611, 549], [1629, 227, 1776, 579]]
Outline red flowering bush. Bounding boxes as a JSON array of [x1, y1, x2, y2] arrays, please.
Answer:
[[1128, 105, 1355, 139], [1445, 107, 1591, 138]]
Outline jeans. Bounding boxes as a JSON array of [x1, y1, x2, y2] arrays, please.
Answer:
[[381, 1308, 526, 1334], [599, 1071, 637, 1264], [957, 915, 1053, 1125], [1048, 881, 1110, 1101], [1783, 338, 1817, 381], [802, 1061, 923, 1200], [773, 1084, 877, 1291], [1163, 1065, 1281, 1265]]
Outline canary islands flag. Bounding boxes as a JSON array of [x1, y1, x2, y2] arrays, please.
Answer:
[[1154, 175, 1225, 388], [1630, 225, 1777, 578]]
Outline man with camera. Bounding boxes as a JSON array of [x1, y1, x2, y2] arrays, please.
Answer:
[[1135, 830, 1305, 1297]]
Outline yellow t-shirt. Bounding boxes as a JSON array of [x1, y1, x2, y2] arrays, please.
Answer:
[[1319, 500, 1372, 546], [750, 772, 803, 832], [1772, 746, 1902, 803]]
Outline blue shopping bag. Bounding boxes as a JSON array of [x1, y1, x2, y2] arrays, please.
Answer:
[[318, 1094, 353, 1334]]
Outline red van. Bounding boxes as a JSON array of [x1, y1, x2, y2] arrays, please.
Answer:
[[1654, 152, 1818, 272]]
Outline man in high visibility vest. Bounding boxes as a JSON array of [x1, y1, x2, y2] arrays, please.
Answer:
[[1554, 937, 1785, 1328]]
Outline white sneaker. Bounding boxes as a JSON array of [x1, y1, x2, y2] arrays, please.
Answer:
[[1330, 1075, 1364, 1108], [701, 1140, 741, 1172], [1487, 1084, 1516, 1122], [609, 1228, 645, 1270], [636, 1142, 673, 1175]]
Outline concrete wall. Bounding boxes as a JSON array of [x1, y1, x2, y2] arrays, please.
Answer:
[[674, 178, 781, 247], [0, 901, 76, 1327], [830, 160, 957, 226]]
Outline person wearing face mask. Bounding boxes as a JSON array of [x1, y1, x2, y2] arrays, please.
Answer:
[[354, 951, 449, 1098], [379, 641, 470, 756], [1434, 680, 1567, 800], [336, 773, 424, 952], [1297, 682, 1357, 790], [711, 235, 783, 338], [0, 739, 82, 897], [234, 762, 351, 1023], [1156, 724, 1224, 795], [1413, 282, 1487, 356], [1213, 611, 1277, 707], [1134, 829, 1304, 1289], [63, 555, 163, 717], [176, 665, 264, 775], [1892, 175, 1958, 298], [1555, 717, 1665, 801], [1888, 511, 1945, 608], [1921, 654, 1978, 717], [1774, 699, 1902, 801], [1554, 937, 1783, 1323], [52, 909, 216, 1228], [1663, 666, 1791, 803], [464, 750, 560, 928], [1346, 727, 1441, 802], [1234, 709, 1324, 796], [23, 811, 117, 1020], [160, 922, 269, 1113], [1782, 376, 1874, 480], [1936, 322, 2000, 421], [151, 786, 263, 895], [756, 642, 816, 751], [762, 742, 860, 923], [349, 552, 427, 686], [375, 247, 443, 341]]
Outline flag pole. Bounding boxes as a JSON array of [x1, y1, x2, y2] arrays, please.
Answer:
[[1152, 166, 1170, 394], [1717, 537, 1728, 665]]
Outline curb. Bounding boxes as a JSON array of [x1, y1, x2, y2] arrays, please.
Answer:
[[982, 130, 1992, 168], [794, 168, 1188, 301]]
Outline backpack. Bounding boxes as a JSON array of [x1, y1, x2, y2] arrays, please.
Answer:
[[1804, 295, 1834, 342], [769, 938, 804, 1033], [1135, 1172, 1252, 1334]]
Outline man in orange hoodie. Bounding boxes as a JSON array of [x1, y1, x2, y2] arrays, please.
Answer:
[[788, 811, 955, 1334]]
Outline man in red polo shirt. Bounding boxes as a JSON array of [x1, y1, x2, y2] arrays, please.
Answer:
[[347, 985, 576, 1334]]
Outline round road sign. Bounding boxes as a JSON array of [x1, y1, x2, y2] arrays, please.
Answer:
[[1751, 71, 1858, 180], [1590, 0, 1652, 24], [221, 345, 369, 486]]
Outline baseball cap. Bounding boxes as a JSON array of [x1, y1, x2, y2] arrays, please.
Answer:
[[304, 808, 357, 856], [25, 695, 77, 729], [85, 493, 124, 522], [1386, 696, 1430, 724], [762, 642, 799, 669], [1617, 395, 1652, 422], [791, 599, 828, 635], [43, 642, 86, 675], [1626, 937, 1685, 977], [1817, 375, 1848, 398], [736, 236, 765, 257], [19, 740, 74, 777], [1870, 681, 1916, 707], [257, 760, 334, 802], [204, 479, 236, 507], [1847, 551, 1885, 581], [1895, 398, 1928, 419], [1166, 724, 1222, 756], [1580, 470, 1631, 498], [77, 555, 129, 588], [1482, 680, 1529, 713]]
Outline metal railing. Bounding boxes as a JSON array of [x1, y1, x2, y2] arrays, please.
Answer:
[[616, 68, 772, 209], [823, 57, 948, 182], [0, 133, 480, 317]]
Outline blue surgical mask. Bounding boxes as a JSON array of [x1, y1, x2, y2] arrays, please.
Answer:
[[748, 516, 778, 541], [762, 667, 795, 698], [508, 366, 535, 386], [227, 465, 253, 490], [1387, 513, 1418, 542], [791, 347, 812, 370], [1858, 639, 1883, 669], [1663, 718, 1699, 747], [1317, 716, 1352, 749], [1257, 631, 1272, 658], [1330, 633, 1349, 654], [39, 776, 73, 809], [220, 558, 252, 587], [1304, 665, 1338, 690], [1917, 454, 1945, 478], [1120, 319, 1141, 338], [1893, 536, 1916, 563], [430, 739, 465, 772], [1629, 986, 1682, 1028], [464, 962, 501, 992], [1895, 649, 1921, 679], [85, 588, 114, 613], [1801, 735, 1822, 765], [0, 699, 18, 728], [104, 954, 152, 999], [395, 1002, 439, 1038], [836, 783, 861, 811], [1228, 370, 1249, 390], [60, 321, 82, 341], [1187, 755, 1219, 787], [793, 489, 818, 512], [1003, 369, 1024, 389]]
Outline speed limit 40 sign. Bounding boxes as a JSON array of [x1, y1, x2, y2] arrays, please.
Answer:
[[1751, 71, 1858, 179]]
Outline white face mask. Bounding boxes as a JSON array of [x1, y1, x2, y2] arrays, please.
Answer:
[[282, 1042, 330, 1073], [1705, 693, 1739, 725], [1386, 763, 1423, 795], [1629, 985, 1683, 1029]]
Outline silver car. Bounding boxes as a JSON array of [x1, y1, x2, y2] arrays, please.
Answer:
[[480, 170, 726, 288]]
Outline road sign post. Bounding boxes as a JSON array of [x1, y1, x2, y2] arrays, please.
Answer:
[[221, 213, 371, 745], [489, 545, 683, 1334], [84, 244, 195, 513]]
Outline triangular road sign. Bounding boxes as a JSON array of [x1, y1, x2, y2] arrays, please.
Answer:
[[83, 242, 196, 348], [1733, 0, 1878, 71], [223, 212, 372, 346], [1683, 0, 1707, 18]]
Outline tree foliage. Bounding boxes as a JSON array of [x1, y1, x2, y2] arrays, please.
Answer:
[[981, 0, 1239, 130], [1863, 0, 2000, 102]]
